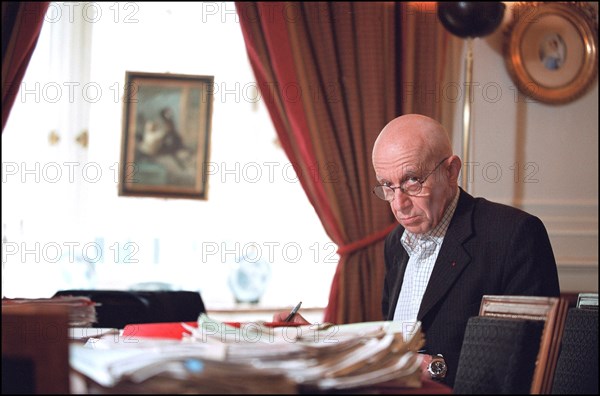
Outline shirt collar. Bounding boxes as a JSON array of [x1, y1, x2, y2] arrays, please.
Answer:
[[401, 188, 460, 253]]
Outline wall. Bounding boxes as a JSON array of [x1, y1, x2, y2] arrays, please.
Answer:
[[448, 4, 598, 293]]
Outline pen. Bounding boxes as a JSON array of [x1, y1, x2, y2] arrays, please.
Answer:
[[284, 301, 302, 322]]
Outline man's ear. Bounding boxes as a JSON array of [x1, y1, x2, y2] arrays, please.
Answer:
[[447, 155, 462, 184]]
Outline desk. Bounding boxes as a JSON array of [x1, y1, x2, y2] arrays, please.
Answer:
[[354, 374, 452, 394], [74, 371, 451, 394]]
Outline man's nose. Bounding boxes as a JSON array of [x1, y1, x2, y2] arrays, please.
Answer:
[[391, 188, 412, 211]]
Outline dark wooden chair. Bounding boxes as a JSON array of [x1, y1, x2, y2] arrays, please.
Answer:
[[2, 304, 70, 393], [550, 294, 598, 394]]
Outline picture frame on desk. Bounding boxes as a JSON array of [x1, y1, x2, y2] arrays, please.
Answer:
[[119, 71, 214, 200], [576, 292, 598, 309], [504, 2, 598, 104]]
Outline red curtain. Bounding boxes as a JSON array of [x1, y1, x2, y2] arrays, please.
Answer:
[[2, 1, 49, 132], [236, 2, 398, 323]]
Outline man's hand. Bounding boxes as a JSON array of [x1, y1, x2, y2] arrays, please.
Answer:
[[272, 311, 310, 324], [420, 353, 433, 372]]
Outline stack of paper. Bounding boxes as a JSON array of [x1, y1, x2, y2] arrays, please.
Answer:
[[2, 296, 97, 327], [71, 341, 297, 394], [187, 315, 425, 391], [70, 314, 424, 393]]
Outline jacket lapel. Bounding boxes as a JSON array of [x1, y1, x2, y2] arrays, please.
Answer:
[[418, 190, 474, 320]]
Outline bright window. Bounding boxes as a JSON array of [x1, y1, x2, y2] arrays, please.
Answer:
[[1, 2, 337, 309]]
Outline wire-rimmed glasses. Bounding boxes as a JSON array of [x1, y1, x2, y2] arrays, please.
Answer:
[[372, 157, 449, 201]]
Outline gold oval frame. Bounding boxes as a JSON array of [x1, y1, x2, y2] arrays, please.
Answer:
[[504, 2, 598, 104]]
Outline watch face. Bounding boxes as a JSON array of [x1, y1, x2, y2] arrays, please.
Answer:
[[428, 358, 447, 378], [430, 361, 446, 375]]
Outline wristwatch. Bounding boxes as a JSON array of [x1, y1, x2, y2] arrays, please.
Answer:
[[427, 354, 447, 380]]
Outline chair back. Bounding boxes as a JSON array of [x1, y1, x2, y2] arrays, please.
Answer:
[[453, 315, 545, 394], [453, 295, 569, 394], [550, 303, 598, 394]]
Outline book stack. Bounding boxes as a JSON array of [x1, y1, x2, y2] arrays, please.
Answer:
[[71, 314, 425, 393], [2, 296, 97, 327]]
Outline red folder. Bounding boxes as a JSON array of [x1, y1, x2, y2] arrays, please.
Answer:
[[122, 321, 303, 340]]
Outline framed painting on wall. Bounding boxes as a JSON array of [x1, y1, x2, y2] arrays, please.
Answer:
[[504, 2, 598, 104], [119, 71, 214, 199]]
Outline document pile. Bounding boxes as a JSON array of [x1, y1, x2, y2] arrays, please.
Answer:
[[1, 296, 97, 327], [71, 314, 425, 393]]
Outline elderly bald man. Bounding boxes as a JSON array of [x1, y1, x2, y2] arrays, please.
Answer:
[[372, 114, 560, 387]]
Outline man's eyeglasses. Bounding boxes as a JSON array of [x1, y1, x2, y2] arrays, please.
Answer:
[[372, 157, 449, 201]]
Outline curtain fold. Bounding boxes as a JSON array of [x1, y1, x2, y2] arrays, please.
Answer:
[[237, 2, 455, 323], [400, 2, 460, 136], [1, 1, 49, 132], [237, 2, 397, 323]]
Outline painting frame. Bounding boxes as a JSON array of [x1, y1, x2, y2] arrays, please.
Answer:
[[119, 71, 214, 199], [504, 2, 598, 104]]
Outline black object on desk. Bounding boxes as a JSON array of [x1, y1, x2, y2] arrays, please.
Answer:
[[53, 290, 205, 329]]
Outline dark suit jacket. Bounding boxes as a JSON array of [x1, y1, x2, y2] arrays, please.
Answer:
[[382, 189, 560, 387]]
